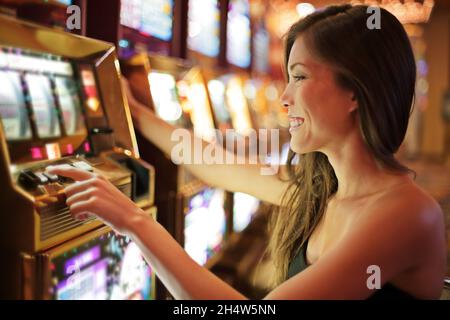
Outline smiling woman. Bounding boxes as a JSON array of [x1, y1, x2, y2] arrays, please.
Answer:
[[48, 4, 446, 300], [269, 4, 445, 298]]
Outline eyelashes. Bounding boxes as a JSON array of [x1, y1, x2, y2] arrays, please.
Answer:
[[292, 75, 307, 83]]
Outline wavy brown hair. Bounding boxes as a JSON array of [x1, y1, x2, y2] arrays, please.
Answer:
[[268, 4, 416, 286]]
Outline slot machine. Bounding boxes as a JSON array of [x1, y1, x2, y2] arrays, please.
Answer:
[[186, 0, 262, 236], [206, 74, 263, 234], [0, 15, 156, 299], [122, 53, 230, 270]]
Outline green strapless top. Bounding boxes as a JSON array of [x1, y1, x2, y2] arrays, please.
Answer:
[[286, 239, 418, 300]]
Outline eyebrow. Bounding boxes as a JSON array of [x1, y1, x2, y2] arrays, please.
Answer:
[[289, 62, 308, 71]]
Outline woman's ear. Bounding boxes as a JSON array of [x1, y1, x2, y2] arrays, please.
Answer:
[[348, 93, 358, 113]]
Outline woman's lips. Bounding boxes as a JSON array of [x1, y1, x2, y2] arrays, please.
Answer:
[[289, 117, 304, 132]]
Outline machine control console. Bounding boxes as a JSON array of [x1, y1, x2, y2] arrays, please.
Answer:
[[17, 159, 96, 191]]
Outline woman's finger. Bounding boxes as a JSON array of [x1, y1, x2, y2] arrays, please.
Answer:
[[64, 177, 104, 198], [66, 187, 97, 207], [46, 165, 95, 181], [69, 197, 98, 217]]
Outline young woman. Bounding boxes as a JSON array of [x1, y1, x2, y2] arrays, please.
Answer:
[[48, 5, 447, 299]]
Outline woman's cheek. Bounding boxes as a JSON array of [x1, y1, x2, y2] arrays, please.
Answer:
[[296, 82, 318, 109]]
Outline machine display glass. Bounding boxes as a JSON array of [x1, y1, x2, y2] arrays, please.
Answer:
[[184, 188, 227, 266], [54, 76, 86, 136], [0, 47, 92, 163], [49, 230, 154, 300], [253, 23, 270, 74], [233, 192, 260, 233], [25, 74, 61, 138], [121, 0, 174, 41], [148, 71, 186, 126], [182, 71, 216, 141], [207, 79, 232, 130], [226, 0, 251, 68], [0, 71, 31, 140], [187, 0, 220, 57], [225, 76, 253, 135]]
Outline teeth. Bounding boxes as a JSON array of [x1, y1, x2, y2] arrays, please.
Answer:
[[289, 118, 304, 128]]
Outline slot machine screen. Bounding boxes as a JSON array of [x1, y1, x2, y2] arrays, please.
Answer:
[[148, 71, 185, 126], [0, 47, 94, 163], [187, 0, 220, 57], [233, 192, 260, 233], [253, 23, 270, 74], [207, 79, 232, 130], [184, 188, 226, 266], [54, 77, 85, 136], [0, 71, 31, 140], [121, 0, 174, 41], [226, 77, 253, 135], [226, 0, 251, 68], [56, 0, 72, 5], [49, 231, 154, 300], [182, 71, 216, 141], [25, 74, 61, 138]]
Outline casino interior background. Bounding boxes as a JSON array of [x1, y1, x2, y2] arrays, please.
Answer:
[[0, 0, 449, 300]]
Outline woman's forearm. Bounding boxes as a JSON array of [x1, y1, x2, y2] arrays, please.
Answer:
[[127, 214, 247, 300], [130, 100, 289, 205]]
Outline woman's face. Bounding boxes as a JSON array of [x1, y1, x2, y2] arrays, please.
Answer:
[[281, 35, 357, 154]]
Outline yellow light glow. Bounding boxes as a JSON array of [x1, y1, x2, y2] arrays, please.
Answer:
[[87, 97, 100, 112], [45, 143, 61, 160]]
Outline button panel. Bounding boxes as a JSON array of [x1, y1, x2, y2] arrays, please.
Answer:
[[17, 159, 95, 189], [72, 161, 93, 172]]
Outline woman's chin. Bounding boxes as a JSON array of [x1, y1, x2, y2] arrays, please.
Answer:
[[289, 139, 314, 155]]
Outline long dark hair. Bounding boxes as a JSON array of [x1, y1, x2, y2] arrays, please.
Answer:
[[268, 4, 417, 286]]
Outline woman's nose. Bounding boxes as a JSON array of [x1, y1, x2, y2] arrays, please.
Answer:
[[280, 87, 292, 109]]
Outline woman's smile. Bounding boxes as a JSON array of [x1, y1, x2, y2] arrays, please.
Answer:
[[288, 116, 305, 133]]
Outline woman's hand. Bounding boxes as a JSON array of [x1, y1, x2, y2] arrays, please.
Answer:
[[46, 165, 148, 235]]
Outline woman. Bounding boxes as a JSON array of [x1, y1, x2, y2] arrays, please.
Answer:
[[48, 5, 446, 299]]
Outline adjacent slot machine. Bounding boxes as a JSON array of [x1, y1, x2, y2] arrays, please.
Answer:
[[0, 15, 156, 299], [122, 53, 230, 270], [186, 0, 261, 237], [207, 74, 255, 136], [119, 0, 174, 58], [183, 188, 227, 267]]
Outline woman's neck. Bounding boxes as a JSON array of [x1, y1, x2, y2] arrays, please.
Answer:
[[322, 131, 409, 201]]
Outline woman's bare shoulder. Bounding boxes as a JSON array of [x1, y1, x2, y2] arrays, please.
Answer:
[[365, 180, 444, 236]]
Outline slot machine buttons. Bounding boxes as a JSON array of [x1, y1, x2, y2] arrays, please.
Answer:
[[18, 170, 41, 189], [72, 161, 93, 172], [43, 164, 77, 184], [42, 171, 59, 183], [34, 172, 49, 184]]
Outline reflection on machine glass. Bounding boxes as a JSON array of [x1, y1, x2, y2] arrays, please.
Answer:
[[184, 188, 226, 266], [148, 71, 184, 126], [54, 77, 86, 136], [121, 0, 174, 41], [0, 71, 31, 140], [50, 231, 153, 300], [25, 74, 61, 138], [187, 0, 220, 57], [208, 79, 232, 129]]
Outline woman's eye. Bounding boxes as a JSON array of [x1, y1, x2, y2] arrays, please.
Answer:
[[293, 75, 306, 82]]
